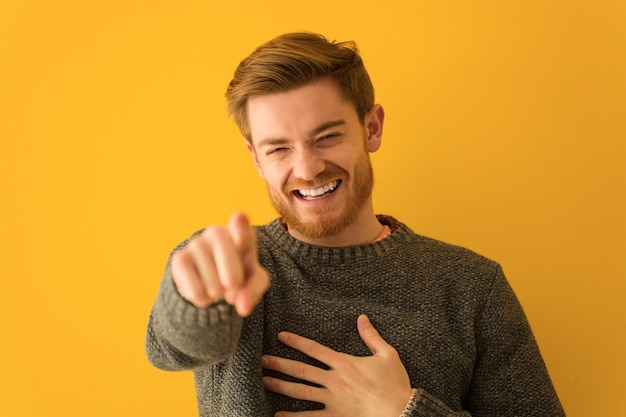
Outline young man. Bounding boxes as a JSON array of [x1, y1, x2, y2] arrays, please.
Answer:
[[146, 32, 565, 416]]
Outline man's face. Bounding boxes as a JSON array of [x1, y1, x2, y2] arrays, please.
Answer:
[[246, 78, 381, 240]]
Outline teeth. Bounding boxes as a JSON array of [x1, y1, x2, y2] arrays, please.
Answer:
[[298, 180, 339, 198]]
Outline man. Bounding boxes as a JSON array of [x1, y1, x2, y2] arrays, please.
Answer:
[[146, 32, 565, 416]]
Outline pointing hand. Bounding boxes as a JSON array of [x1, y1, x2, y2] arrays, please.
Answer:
[[170, 212, 270, 316]]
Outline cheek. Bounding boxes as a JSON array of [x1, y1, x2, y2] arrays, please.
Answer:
[[330, 154, 361, 178], [260, 164, 289, 191]]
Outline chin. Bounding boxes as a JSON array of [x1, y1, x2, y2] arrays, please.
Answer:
[[290, 209, 357, 239]]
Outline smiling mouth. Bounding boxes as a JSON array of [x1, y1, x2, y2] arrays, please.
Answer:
[[294, 180, 341, 200]]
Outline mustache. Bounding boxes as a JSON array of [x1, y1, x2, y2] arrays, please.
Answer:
[[283, 169, 347, 193]]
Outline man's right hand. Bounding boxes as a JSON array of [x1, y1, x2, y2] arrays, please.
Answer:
[[170, 212, 270, 317]]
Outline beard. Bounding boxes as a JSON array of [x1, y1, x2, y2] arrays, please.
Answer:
[[267, 152, 375, 240]]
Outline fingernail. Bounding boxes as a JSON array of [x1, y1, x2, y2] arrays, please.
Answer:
[[278, 332, 288, 342], [261, 355, 268, 366]]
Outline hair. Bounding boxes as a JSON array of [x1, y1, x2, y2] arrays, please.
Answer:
[[225, 32, 375, 141]]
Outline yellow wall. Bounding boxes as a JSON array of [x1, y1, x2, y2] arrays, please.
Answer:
[[1, 1, 624, 416]]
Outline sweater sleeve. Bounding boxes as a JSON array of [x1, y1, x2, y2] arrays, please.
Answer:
[[403, 389, 471, 417], [403, 266, 565, 417], [465, 266, 564, 416], [145, 248, 244, 371]]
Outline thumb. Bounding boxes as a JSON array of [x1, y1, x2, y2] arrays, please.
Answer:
[[357, 314, 390, 355]]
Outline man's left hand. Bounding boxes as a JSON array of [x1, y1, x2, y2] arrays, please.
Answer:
[[261, 314, 413, 417]]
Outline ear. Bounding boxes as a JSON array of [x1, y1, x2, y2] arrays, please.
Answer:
[[245, 140, 265, 179], [364, 104, 384, 153]]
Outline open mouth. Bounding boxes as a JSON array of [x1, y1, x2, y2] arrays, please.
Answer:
[[294, 180, 341, 200]]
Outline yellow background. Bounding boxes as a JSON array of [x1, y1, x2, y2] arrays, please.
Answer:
[[1, 1, 624, 416]]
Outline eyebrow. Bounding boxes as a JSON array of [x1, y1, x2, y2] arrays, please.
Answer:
[[256, 119, 346, 149], [310, 119, 346, 137]]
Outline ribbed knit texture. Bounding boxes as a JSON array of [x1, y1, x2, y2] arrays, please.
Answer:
[[146, 216, 565, 416]]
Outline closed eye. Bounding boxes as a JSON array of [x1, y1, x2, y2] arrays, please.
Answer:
[[316, 133, 341, 145], [266, 147, 288, 155]]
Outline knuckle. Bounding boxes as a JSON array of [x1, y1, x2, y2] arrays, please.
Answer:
[[170, 253, 182, 272], [327, 373, 347, 390], [171, 254, 191, 284], [176, 284, 210, 308], [203, 225, 228, 242], [294, 384, 312, 399], [171, 248, 190, 267], [295, 363, 307, 379], [223, 261, 244, 283], [306, 343, 320, 358], [185, 294, 210, 308], [387, 345, 400, 356], [207, 286, 225, 301], [386, 348, 402, 362], [186, 236, 203, 252], [333, 357, 355, 374]]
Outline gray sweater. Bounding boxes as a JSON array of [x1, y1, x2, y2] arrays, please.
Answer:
[[146, 216, 565, 416]]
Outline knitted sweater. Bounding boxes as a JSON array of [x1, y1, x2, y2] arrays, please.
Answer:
[[146, 216, 565, 416]]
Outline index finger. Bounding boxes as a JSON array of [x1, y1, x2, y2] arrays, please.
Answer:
[[277, 331, 340, 367], [227, 212, 257, 268]]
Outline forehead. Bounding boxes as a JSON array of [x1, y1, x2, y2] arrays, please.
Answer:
[[247, 79, 358, 144]]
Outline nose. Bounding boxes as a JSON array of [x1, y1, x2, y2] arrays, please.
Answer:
[[292, 147, 325, 181]]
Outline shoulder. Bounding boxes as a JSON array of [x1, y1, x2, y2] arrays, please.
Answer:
[[391, 222, 503, 293], [388, 218, 498, 270], [412, 231, 496, 268]]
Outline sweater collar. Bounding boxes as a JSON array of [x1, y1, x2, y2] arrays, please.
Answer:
[[261, 215, 411, 264]]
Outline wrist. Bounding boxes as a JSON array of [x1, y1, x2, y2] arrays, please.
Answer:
[[398, 388, 419, 417]]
